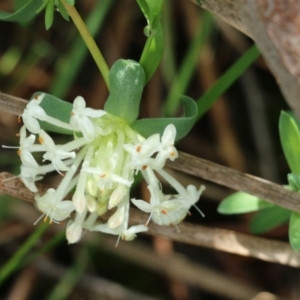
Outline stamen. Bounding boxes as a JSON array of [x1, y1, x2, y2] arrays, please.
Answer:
[[161, 209, 167, 215], [193, 205, 205, 217], [34, 95, 39, 100], [38, 136, 44, 144], [115, 235, 121, 248], [145, 211, 153, 226], [17, 116, 21, 123], [17, 149, 21, 156], [136, 146, 141, 152], [34, 213, 46, 226], [142, 165, 147, 170]]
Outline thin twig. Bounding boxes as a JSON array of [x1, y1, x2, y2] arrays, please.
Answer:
[[0, 92, 27, 115], [2, 172, 300, 268], [166, 152, 300, 213]]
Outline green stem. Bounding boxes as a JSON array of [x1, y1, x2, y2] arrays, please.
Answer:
[[61, 0, 109, 88], [0, 222, 49, 285]]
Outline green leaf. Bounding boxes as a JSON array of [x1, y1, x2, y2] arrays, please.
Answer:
[[196, 45, 260, 120], [56, 0, 69, 21], [289, 212, 300, 251], [132, 95, 197, 140], [139, 22, 164, 83], [279, 111, 300, 174], [137, 0, 164, 83], [137, 0, 163, 27], [66, 0, 75, 5], [288, 173, 300, 191], [45, 0, 55, 30], [104, 59, 145, 124], [0, 0, 42, 22], [164, 11, 213, 116], [31, 92, 74, 135], [217, 192, 272, 214], [250, 206, 290, 234]]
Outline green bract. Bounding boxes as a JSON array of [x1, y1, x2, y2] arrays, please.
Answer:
[[104, 59, 145, 124], [31, 92, 73, 135], [30, 59, 198, 142], [132, 95, 198, 140]]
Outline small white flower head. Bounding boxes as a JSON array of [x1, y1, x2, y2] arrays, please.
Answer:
[[39, 130, 76, 173], [21, 93, 47, 134], [70, 96, 106, 141], [123, 133, 161, 171], [35, 188, 75, 224]]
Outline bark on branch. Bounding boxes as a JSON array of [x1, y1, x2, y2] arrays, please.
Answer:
[[193, 0, 300, 118]]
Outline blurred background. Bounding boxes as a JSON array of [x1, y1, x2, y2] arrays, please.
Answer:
[[0, 0, 298, 299]]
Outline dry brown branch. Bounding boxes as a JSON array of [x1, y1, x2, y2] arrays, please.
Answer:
[[192, 0, 300, 118], [167, 152, 300, 213], [99, 236, 273, 300], [33, 258, 158, 300], [2, 172, 300, 268], [0, 92, 27, 115]]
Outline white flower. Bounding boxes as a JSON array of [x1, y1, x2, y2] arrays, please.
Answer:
[[18, 126, 43, 168], [156, 124, 178, 168], [70, 96, 106, 141], [39, 130, 76, 173], [132, 185, 183, 226], [35, 188, 75, 224], [83, 166, 132, 190], [20, 165, 43, 193], [120, 225, 148, 241], [21, 93, 47, 134], [123, 133, 161, 171]]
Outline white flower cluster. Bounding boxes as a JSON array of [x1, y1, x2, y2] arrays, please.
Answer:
[[14, 93, 205, 244]]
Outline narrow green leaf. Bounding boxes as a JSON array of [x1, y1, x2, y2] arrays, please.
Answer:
[[164, 11, 213, 116], [31, 92, 74, 135], [132, 95, 197, 140], [139, 23, 164, 83], [289, 212, 300, 251], [250, 206, 290, 234], [56, 0, 69, 21], [218, 192, 272, 214], [0, 222, 48, 284], [196, 45, 260, 120], [45, 0, 55, 30], [279, 111, 300, 174], [0, 0, 42, 22], [138, 0, 164, 83]]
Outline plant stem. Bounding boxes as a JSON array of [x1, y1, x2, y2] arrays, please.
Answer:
[[61, 0, 109, 88]]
